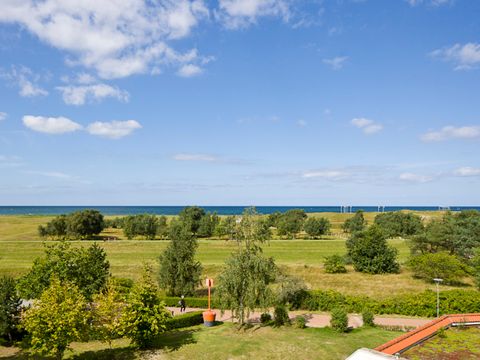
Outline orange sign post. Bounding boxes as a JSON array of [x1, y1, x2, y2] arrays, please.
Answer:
[[202, 278, 216, 326]]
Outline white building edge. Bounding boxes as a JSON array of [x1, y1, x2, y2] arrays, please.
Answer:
[[346, 348, 406, 360]]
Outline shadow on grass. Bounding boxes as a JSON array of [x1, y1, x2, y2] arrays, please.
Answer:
[[150, 328, 199, 353]]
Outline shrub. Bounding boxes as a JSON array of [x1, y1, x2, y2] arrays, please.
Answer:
[[408, 252, 470, 285], [342, 210, 366, 233], [161, 296, 210, 308], [166, 311, 203, 330], [293, 315, 307, 329], [260, 312, 272, 324], [304, 217, 331, 239], [0, 276, 22, 344], [276, 209, 307, 238], [362, 309, 375, 327], [374, 212, 423, 238], [275, 275, 308, 308], [330, 307, 348, 332], [324, 254, 347, 274], [273, 305, 290, 327]]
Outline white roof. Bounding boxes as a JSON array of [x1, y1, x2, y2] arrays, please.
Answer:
[[346, 348, 406, 360]]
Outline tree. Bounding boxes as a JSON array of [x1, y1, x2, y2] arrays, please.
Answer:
[[197, 212, 220, 238], [324, 254, 347, 274], [347, 225, 399, 274], [304, 217, 331, 239], [22, 279, 89, 359], [92, 284, 124, 348], [158, 221, 202, 296], [38, 215, 67, 239], [178, 206, 206, 234], [276, 209, 307, 238], [121, 266, 171, 349], [66, 209, 104, 239], [17, 241, 110, 300], [214, 216, 237, 240], [0, 276, 21, 344], [234, 207, 271, 245], [156, 216, 169, 239], [123, 214, 159, 240], [342, 210, 367, 233], [408, 253, 471, 285], [374, 212, 423, 238]]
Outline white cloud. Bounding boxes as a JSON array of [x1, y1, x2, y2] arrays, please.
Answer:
[[22, 115, 82, 134], [322, 56, 348, 70], [407, 0, 452, 6], [453, 167, 480, 177], [0, 1, 210, 79], [217, 0, 291, 28], [421, 125, 480, 142], [87, 120, 142, 139], [26, 171, 73, 180], [0, 112, 7, 121], [177, 64, 203, 77], [431, 43, 480, 70], [173, 153, 219, 162], [297, 119, 307, 127], [1, 66, 48, 97], [351, 118, 383, 134], [56, 83, 129, 105], [399, 172, 433, 183], [302, 170, 349, 180]]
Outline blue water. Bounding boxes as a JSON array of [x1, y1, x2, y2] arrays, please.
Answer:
[[0, 206, 479, 216]]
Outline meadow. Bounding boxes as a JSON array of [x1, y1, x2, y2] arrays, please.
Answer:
[[0, 211, 467, 299]]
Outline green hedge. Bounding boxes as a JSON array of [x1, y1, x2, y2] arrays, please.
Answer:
[[166, 311, 204, 330]]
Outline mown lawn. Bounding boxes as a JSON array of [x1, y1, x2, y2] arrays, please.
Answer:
[[0, 323, 403, 360]]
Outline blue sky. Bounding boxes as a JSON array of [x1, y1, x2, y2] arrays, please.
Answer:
[[0, 0, 479, 206]]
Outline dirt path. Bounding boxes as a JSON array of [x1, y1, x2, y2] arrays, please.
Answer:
[[167, 307, 431, 329]]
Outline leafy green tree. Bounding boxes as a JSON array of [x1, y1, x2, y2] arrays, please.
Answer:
[[178, 206, 206, 234], [408, 253, 471, 284], [197, 212, 220, 238], [342, 210, 367, 233], [472, 248, 480, 290], [121, 266, 171, 349], [38, 215, 67, 239], [214, 216, 237, 240], [156, 215, 169, 239], [347, 225, 399, 274], [123, 214, 159, 240], [267, 211, 282, 228], [374, 212, 423, 238], [158, 221, 202, 296], [66, 209, 104, 239], [324, 254, 347, 274], [22, 278, 89, 359], [0, 276, 21, 344], [92, 284, 124, 348], [234, 207, 271, 245], [276, 209, 307, 238], [17, 242, 110, 300], [304, 217, 331, 239]]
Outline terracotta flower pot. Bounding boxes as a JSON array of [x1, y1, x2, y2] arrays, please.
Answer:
[[203, 310, 216, 327]]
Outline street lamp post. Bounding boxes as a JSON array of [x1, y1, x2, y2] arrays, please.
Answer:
[[433, 278, 443, 318]]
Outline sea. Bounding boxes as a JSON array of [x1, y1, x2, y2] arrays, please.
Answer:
[[0, 206, 479, 216]]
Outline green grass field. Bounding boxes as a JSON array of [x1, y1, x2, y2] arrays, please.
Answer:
[[0, 323, 403, 360]]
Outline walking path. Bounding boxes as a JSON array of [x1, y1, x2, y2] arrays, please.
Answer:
[[167, 307, 430, 330]]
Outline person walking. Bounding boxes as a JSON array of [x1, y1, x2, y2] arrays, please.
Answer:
[[179, 295, 186, 313]]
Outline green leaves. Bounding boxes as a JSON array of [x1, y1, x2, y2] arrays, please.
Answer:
[[0, 276, 22, 343]]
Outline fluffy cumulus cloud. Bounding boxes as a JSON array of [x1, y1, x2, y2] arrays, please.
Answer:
[[399, 172, 433, 183], [421, 125, 480, 142], [453, 167, 480, 177], [322, 56, 348, 70], [431, 43, 480, 70], [1, 66, 48, 97], [351, 118, 383, 135], [0, 112, 7, 121], [87, 120, 142, 139], [217, 0, 291, 28], [0, 1, 210, 79], [177, 64, 203, 77], [22, 115, 82, 134]]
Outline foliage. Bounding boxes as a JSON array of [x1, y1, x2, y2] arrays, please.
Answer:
[[273, 305, 290, 327], [410, 210, 480, 259], [0, 276, 22, 344], [234, 207, 271, 245], [330, 307, 348, 332], [303, 217, 331, 238], [156, 216, 169, 239], [123, 214, 159, 240], [197, 212, 220, 238], [214, 215, 237, 239], [38, 210, 104, 240], [362, 309, 375, 327], [266, 211, 282, 228], [178, 206, 206, 235], [92, 284, 124, 347], [408, 252, 471, 285], [342, 210, 367, 233], [473, 248, 480, 290], [161, 296, 211, 308], [276, 209, 307, 238], [157, 221, 202, 296], [120, 266, 171, 349], [260, 312, 272, 324], [165, 311, 203, 330], [347, 225, 400, 274], [22, 278, 90, 359], [110, 277, 134, 298], [324, 254, 347, 274], [374, 212, 423, 238], [275, 274, 308, 308], [103, 217, 124, 229], [293, 315, 307, 329], [38, 215, 67, 239]]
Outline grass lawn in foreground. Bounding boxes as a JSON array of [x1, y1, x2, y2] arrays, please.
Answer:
[[0, 323, 403, 360]]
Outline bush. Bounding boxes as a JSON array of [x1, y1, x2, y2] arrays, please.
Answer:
[[166, 311, 203, 330], [342, 210, 366, 233], [293, 316, 307, 329], [260, 312, 272, 324], [304, 217, 331, 238], [362, 309, 375, 327], [374, 212, 423, 238], [324, 254, 347, 274], [273, 305, 290, 326], [330, 307, 348, 332], [161, 296, 210, 308], [408, 252, 471, 285], [276, 275, 308, 308]]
